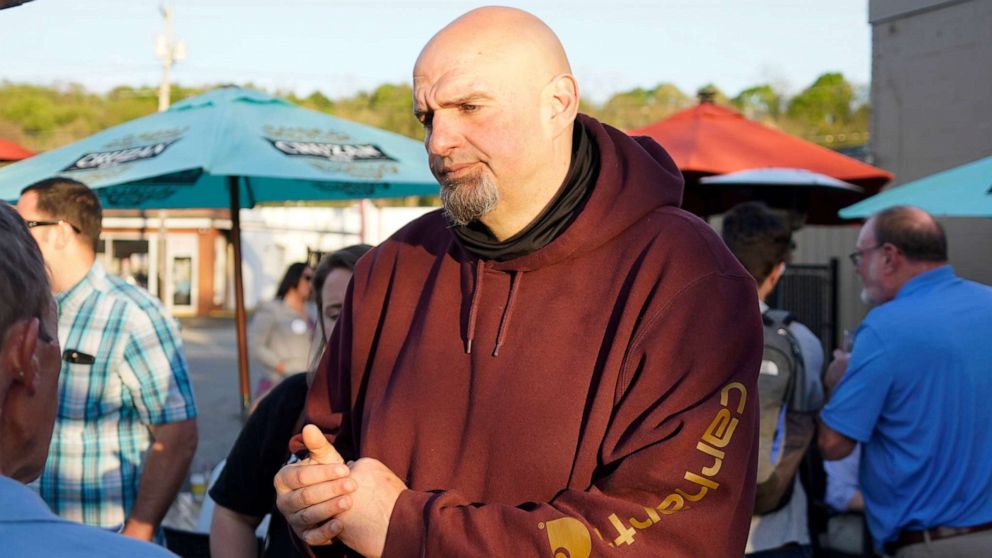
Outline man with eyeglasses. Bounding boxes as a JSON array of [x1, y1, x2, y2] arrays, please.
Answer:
[[818, 206, 992, 556], [15, 178, 198, 545], [0, 203, 175, 556]]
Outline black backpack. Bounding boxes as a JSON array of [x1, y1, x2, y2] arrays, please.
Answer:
[[754, 309, 818, 515]]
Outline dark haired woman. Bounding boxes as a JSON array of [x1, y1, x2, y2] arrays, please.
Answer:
[[248, 262, 316, 399], [209, 245, 372, 558]]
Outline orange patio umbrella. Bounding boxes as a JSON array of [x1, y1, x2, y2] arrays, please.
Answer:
[[629, 99, 893, 225], [0, 139, 35, 162]]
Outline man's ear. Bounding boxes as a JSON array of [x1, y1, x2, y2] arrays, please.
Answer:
[[0, 318, 40, 395], [881, 243, 901, 274], [544, 73, 579, 135], [762, 261, 786, 293], [52, 221, 75, 251]]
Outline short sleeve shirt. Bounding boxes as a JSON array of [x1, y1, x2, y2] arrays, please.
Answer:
[[747, 302, 825, 553], [210, 372, 309, 557], [35, 261, 197, 528], [821, 266, 992, 546], [0, 476, 177, 557]]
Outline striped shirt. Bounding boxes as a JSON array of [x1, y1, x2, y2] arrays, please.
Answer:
[[34, 261, 197, 528]]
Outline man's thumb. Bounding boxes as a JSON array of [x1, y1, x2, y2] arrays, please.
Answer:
[[302, 424, 344, 464]]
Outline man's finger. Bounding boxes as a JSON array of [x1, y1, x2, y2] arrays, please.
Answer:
[[290, 494, 353, 532], [302, 518, 344, 547], [274, 461, 351, 494], [302, 424, 345, 465], [278, 476, 357, 514]]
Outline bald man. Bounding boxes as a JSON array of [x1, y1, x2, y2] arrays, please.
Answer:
[[818, 206, 992, 556], [275, 8, 761, 557]]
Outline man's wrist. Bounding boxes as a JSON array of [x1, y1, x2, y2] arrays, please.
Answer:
[[122, 518, 156, 541], [822, 383, 836, 403]]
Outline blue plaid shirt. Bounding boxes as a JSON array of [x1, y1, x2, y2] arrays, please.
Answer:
[[35, 261, 197, 528]]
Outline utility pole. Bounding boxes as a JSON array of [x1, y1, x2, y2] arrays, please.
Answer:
[[155, 5, 186, 112], [154, 5, 186, 309]]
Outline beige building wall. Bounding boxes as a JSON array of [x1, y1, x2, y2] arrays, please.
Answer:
[[868, 0, 992, 286]]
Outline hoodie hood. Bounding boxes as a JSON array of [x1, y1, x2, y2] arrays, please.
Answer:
[[452, 114, 684, 354], [486, 114, 684, 272]]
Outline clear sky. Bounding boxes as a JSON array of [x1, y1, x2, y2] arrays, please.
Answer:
[[0, 0, 871, 104]]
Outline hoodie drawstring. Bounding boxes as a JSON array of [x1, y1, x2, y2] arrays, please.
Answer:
[[493, 271, 522, 357], [465, 259, 485, 354]]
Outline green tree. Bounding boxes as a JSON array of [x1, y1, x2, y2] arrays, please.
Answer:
[[732, 84, 782, 123], [597, 83, 691, 131], [787, 73, 853, 125], [0, 76, 872, 154], [784, 72, 868, 146]]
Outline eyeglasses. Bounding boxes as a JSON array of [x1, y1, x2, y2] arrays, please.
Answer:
[[38, 323, 56, 344], [848, 244, 883, 266], [26, 219, 81, 234]]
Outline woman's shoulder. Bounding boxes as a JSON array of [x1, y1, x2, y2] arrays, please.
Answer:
[[255, 298, 289, 315]]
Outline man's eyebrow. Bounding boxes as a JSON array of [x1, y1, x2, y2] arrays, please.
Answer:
[[415, 91, 492, 113], [441, 92, 492, 107]]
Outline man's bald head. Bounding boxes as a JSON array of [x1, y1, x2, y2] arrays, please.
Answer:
[[413, 7, 580, 238], [416, 7, 571, 82], [869, 205, 947, 263]]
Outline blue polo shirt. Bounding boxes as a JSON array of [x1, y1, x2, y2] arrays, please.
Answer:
[[821, 266, 992, 547], [0, 476, 175, 557]]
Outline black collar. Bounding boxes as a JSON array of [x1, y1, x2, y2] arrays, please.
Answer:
[[453, 119, 599, 261]]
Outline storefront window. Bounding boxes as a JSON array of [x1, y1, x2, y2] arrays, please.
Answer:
[[173, 256, 192, 306], [108, 239, 150, 290]]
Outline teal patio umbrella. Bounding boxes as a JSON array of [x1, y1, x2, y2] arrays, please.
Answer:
[[0, 86, 438, 412], [840, 155, 992, 219]]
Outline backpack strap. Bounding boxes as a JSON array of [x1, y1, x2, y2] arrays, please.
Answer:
[[754, 307, 815, 515], [762, 308, 795, 329], [763, 308, 807, 411]]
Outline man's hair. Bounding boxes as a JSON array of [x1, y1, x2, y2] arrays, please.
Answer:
[[0, 204, 52, 343], [721, 202, 793, 285], [275, 262, 309, 300], [21, 177, 102, 252], [872, 205, 948, 262]]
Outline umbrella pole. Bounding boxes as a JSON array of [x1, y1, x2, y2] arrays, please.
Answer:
[[229, 176, 251, 419]]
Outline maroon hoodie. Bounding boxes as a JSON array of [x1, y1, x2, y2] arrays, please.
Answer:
[[305, 115, 762, 557]]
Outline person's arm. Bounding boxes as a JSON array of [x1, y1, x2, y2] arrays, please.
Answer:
[[818, 421, 857, 461], [210, 505, 263, 558], [823, 446, 863, 512], [279, 272, 764, 557], [123, 419, 198, 540], [822, 349, 849, 402], [817, 350, 858, 460], [213, 373, 312, 552], [847, 490, 864, 511], [819, 328, 891, 462], [249, 303, 286, 374], [119, 304, 199, 540]]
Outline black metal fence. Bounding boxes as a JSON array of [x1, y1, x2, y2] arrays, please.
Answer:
[[767, 258, 839, 356]]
